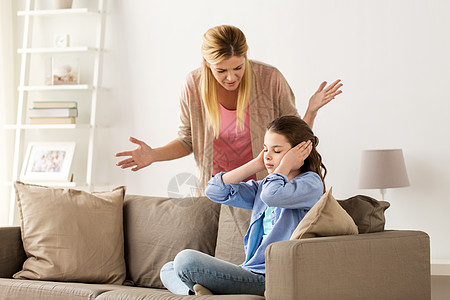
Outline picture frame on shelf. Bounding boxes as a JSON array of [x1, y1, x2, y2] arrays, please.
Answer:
[[46, 56, 80, 85], [20, 142, 76, 182]]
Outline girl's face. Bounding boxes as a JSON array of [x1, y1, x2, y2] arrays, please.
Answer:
[[208, 56, 246, 91], [263, 130, 292, 174]]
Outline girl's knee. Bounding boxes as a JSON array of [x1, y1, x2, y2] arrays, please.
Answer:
[[161, 261, 174, 274], [173, 249, 203, 275]]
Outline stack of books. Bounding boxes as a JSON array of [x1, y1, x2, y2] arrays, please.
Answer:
[[29, 101, 78, 125]]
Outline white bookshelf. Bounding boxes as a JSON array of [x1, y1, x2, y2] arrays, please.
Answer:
[[7, 0, 107, 225]]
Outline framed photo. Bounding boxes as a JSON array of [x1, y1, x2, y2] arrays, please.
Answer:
[[21, 142, 76, 182]]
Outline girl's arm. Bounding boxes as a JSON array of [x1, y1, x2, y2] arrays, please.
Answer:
[[205, 152, 266, 209], [222, 151, 265, 184], [260, 172, 323, 209], [205, 173, 259, 209], [261, 141, 322, 209]]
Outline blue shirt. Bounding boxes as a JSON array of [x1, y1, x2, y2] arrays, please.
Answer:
[[205, 171, 323, 274]]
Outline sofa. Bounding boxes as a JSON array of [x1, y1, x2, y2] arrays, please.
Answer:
[[0, 183, 431, 299]]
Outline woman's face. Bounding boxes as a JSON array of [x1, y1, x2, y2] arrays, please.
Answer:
[[263, 130, 292, 174], [208, 56, 246, 91]]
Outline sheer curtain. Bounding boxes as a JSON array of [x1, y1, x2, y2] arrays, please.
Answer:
[[0, 0, 16, 225]]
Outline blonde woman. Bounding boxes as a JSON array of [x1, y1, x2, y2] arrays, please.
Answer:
[[116, 25, 342, 190]]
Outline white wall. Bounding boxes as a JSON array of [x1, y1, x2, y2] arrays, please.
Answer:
[[104, 0, 450, 261], [9, 0, 450, 266]]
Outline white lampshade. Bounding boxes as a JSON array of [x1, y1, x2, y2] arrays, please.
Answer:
[[358, 149, 410, 190]]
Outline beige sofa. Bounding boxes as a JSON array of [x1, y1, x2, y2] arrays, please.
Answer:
[[0, 192, 431, 300]]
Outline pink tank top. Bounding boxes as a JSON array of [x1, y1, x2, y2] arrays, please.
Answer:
[[213, 104, 257, 181]]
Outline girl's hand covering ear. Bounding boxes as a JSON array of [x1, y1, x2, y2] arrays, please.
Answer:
[[278, 140, 312, 172]]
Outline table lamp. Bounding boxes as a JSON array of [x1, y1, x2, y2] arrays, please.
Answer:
[[358, 149, 410, 200]]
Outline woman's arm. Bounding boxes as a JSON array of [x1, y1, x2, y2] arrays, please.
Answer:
[[115, 138, 190, 171], [303, 80, 343, 128]]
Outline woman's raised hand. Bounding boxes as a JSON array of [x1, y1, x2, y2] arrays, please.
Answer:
[[308, 79, 343, 113], [115, 137, 155, 171]]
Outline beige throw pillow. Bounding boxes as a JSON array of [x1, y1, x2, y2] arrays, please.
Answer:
[[13, 181, 126, 284], [123, 195, 221, 288], [290, 187, 358, 240]]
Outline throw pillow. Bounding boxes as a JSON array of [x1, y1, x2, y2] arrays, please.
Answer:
[[13, 181, 126, 284], [290, 187, 358, 240], [123, 195, 221, 288], [214, 205, 251, 265], [338, 195, 390, 233]]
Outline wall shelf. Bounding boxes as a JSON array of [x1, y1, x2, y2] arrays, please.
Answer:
[[18, 47, 98, 54], [17, 8, 99, 16], [5, 181, 84, 188], [4, 124, 92, 130], [18, 84, 92, 91]]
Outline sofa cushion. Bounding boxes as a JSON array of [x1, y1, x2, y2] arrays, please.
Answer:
[[214, 206, 251, 265], [290, 187, 359, 239], [123, 195, 220, 288], [96, 286, 265, 299], [0, 278, 121, 300], [337, 195, 390, 233], [13, 182, 126, 284]]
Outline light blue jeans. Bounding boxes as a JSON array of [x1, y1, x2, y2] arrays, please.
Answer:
[[160, 249, 266, 296]]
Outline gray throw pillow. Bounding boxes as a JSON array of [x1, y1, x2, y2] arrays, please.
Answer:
[[338, 195, 390, 233]]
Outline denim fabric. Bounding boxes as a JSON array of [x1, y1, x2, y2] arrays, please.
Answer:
[[160, 249, 265, 296]]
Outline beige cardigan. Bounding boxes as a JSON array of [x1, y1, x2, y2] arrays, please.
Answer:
[[176, 60, 299, 192]]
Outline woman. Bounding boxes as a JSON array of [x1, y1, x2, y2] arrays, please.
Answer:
[[116, 25, 342, 190]]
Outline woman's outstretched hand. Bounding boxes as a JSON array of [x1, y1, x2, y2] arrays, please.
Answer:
[[274, 141, 312, 175], [115, 137, 155, 171]]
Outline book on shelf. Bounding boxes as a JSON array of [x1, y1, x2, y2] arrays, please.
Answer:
[[32, 101, 78, 109], [29, 117, 76, 125], [29, 107, 78, 118]]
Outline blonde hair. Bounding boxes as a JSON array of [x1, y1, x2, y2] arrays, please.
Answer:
[[200, 25, 253, 137]]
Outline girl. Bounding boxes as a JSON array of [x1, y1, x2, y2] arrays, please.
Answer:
[[160, 115, 327, 296]]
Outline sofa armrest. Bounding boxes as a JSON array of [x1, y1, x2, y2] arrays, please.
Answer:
[[0, 226, 27, 278], [265, 230, 430, 300]]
